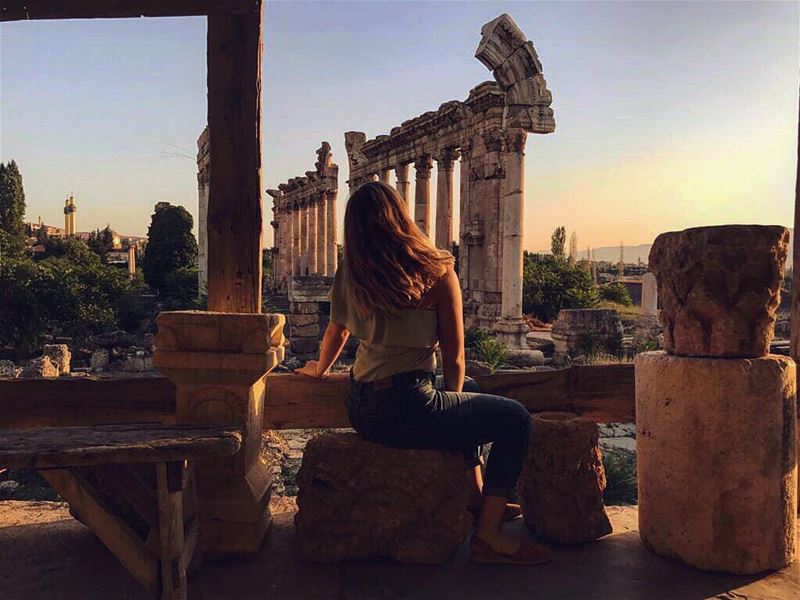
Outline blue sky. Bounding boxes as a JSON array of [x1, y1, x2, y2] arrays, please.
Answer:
[[1, 1, 798, 251]]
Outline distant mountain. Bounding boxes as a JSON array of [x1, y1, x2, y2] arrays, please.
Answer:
[[535, 230, 794, 268]]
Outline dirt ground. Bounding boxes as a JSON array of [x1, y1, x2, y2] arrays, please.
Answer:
[[0, 501, 797, 600]]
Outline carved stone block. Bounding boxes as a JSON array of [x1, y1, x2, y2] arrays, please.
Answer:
[[295, 433, 470, 563], [517, 412, 612, 544], [649, 225, 789, 358]]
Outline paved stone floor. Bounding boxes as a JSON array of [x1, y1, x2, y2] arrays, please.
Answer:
[[0, 501, 797, 599]]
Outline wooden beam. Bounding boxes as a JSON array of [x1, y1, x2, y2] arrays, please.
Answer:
[[0, 375, 175, 429], [261, 364, 636, 429], [156, 462, 187, 600], [791, 86, 800, 362], [1, 0, 258, 21], [206, 3, 264, 312], [42, 468, 159, 598], [0, 365, 637, 432]]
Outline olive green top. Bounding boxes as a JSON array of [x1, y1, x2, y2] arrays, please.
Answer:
[[329, 262, 438, 382]]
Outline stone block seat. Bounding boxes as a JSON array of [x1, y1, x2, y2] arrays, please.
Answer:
[[294, 432, 471, 563]]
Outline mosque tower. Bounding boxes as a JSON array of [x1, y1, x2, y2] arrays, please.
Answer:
[[63, 193, 77, 236]]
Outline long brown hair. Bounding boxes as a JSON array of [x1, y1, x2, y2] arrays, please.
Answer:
[[343, 181, 454, 318]]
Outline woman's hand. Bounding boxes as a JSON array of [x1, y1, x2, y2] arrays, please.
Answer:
[[294, 360, 328, 378]]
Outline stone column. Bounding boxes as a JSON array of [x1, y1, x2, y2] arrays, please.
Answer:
[[154, 311, 286, 558], [414, 156, 433, 236], [316, 193, 326, 275], [637, 225, 796, 575], [435, 149, 458, 251], [394, 163, 411, 210], [300, 201, 310, 276], [282, 207, 292, 286], [326, 190, 338, 276], [641, 272, 657, 316], [307, 196, 318, 275], [495, 129, 528, 349], [291, 204, 301, 277], [127, 246, 136, 277], [379, 168, 391, 184]]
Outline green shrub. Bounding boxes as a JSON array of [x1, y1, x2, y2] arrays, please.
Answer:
[[162, 267, 203, 310], [598, 282, 633, 306], [602, 448, 637, 505], [464, 327, 490, 348], [474, 338, 508, 371]]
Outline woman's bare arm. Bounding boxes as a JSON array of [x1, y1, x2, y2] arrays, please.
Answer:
[[435, 267, 465, 392], [295, 321, 350, 378]]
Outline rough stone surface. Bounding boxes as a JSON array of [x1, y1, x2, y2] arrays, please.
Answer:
[[518, 411, 612, 544], [19, 356, 59, 379], [649, 225, 789, 358], [89, 348, 110, 371], [551, 309, 623, 360], [295, 432, 470, 563], [503, 349, 545, 367], [0, 360, 16, 377], [291, 323, 320, 338], [465, 360, 493, 377], [635, 351, 797, 574], [43, 344, 70, 375], [291, 338, 319, 356], [288, 314, 318, 327]]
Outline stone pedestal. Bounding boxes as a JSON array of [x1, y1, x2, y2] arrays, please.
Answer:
[[494, 316, 529, 350], [289, 276, 333, 358], [518, 412, 612, 544], [551, 309, 624, 361], [635, 352, 797, 574], [294, 433, 470, 563], [153, 311, 285, 558]]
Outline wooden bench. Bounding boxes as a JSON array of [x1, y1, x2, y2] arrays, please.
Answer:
[[0, 423, 242, 600]]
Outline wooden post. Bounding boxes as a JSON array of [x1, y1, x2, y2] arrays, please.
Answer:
[[791, 86, 800, 513], [206, 3, 264, 313]]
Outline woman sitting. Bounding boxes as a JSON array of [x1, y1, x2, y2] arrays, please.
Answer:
[[295, 181, 550, 565]]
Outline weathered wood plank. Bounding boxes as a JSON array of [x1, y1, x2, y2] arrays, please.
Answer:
[[0, 375, 175, 429], [91, 464, 159, 528], [42, 468, 159, 597], [206, 5, 264, 312], [262, 364, 636, 429], [0, 424, 242, 469], [156, 462, 186, 600], [0, 364, 637, 431], [1, 0, 257, 21]]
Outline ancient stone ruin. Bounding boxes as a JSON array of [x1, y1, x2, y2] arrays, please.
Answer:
[[551, 309, 624, 363], [518, 412, 612, 544], [266, 143, 339, 357], [294, 432, 471, 563], [267, 142, 338, 288], [196, 125, 210, 294], [636, 224, 797, 574], [344, 13, 555, 348]]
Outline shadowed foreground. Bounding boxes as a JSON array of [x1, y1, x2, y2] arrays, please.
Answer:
[[0, 501, 797, 600]]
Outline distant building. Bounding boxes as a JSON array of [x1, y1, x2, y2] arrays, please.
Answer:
[[63, 194, 77, 236], [29, 216, 65, 238]]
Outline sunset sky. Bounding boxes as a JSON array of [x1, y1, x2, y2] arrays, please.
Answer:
[[1, 1, 798, 252]]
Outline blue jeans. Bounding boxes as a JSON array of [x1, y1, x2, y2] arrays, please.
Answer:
[[346, 370, 531, 498]]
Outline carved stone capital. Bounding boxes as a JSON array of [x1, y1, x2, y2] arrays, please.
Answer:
[[436, 148, 461, 171], [414, 156, 433, 180], [505, 129, 527, 154]]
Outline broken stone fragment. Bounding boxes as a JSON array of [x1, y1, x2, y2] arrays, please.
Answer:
[[517, 411, 612, 544], [19, 356, 59, 379], [43, 344, 71, 376], [649, 225, 789, 358], [295, 432, 470, 563]]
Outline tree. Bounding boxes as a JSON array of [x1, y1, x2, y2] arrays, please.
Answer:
[[598, 282, 633, 306], [551, 226, 566, 261], [523, 252, 598, 322], [0, 160, 26, 238], [87, 226, 115, 262], [141, 203, 198, 293]]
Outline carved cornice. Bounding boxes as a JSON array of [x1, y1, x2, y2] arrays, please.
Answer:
[[270, 141, 339, 206], [436, 147, 461, 170]]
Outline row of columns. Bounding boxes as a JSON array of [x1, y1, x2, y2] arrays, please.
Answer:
[[353, 149, 459, 251], [280, 191, 337, 279]]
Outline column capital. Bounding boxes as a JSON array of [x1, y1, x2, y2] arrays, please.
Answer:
[[414, 156, 433, 180], [394, 163, 410, 181], [505, 129, 528, 154], [436, 148, 461, 170]]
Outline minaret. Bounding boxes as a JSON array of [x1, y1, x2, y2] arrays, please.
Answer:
[[568, 231, 577, 268], [63, 193, 77, 236], [617, 241, 625, 279]]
